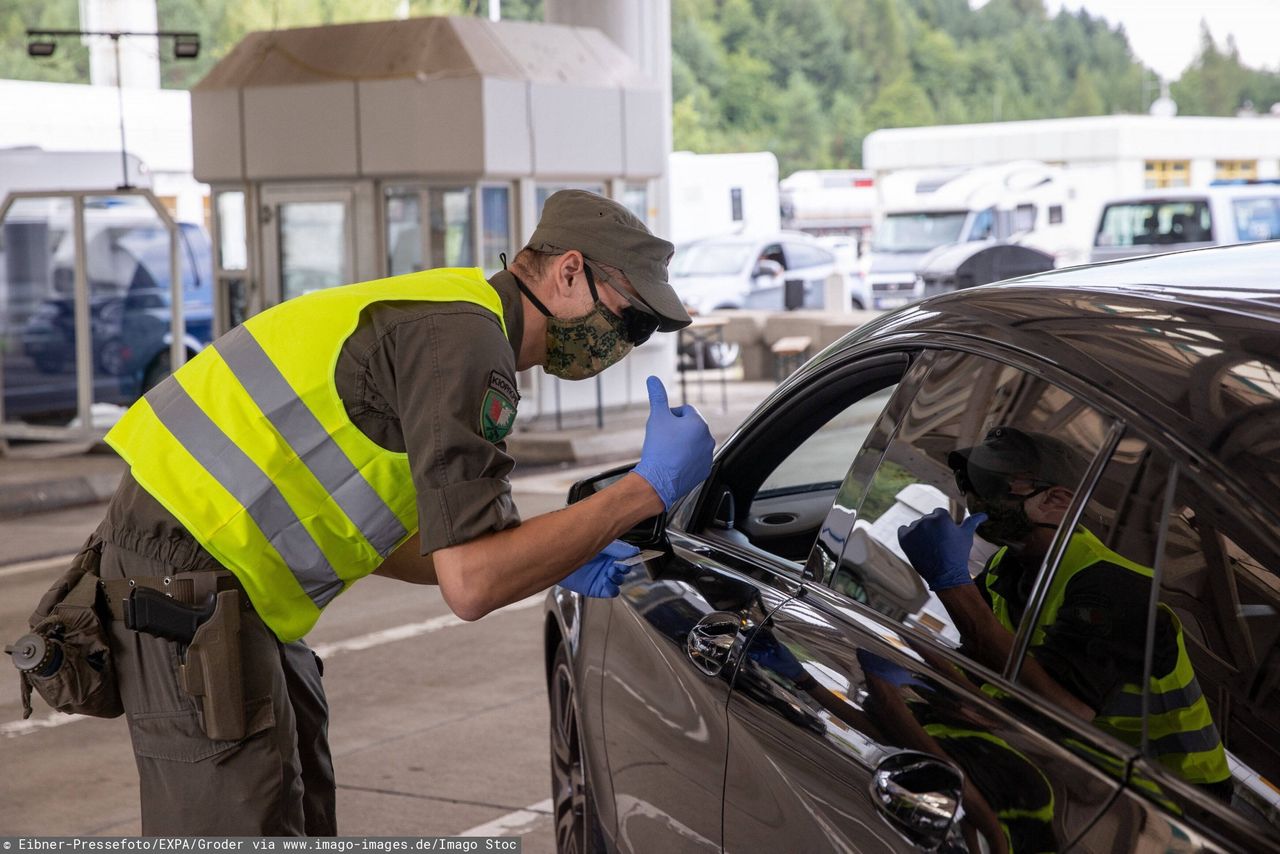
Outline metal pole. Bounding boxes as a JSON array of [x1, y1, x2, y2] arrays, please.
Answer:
[[595, 373, 603, 430], [489, 0, 501, 21], [72, 194, 93, 437], [112, 35, 132, 190]]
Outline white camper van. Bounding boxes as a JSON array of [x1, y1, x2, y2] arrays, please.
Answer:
[[867, 161, 1089, 305]]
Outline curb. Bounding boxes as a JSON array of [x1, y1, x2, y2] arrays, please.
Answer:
[[0, 472, 120, 521]]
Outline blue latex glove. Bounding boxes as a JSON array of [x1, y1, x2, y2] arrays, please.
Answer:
[[632, 376, 715, 509], [897, 508, 988, 592], [856, 648, 926, 688], [559, 540, 641, 598]]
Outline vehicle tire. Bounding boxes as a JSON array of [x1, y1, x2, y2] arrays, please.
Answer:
[[142, 351, 171, 392], [702, 339, 740, 369], [549, 641, 605, 854], [142, 349, 194, 392]]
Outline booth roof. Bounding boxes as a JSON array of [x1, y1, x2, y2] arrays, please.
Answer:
[[193, 16, 653, 91]]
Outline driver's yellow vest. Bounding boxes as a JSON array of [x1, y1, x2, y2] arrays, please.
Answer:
[[986, 530, 1229, 786], [105, 268, 506, 642]]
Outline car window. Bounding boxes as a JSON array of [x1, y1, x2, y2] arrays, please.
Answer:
[[826, 349, 1115, 653], [1148, 473, 1280, 833], [758, 242, 786, 270], [697, 354, 909, 568], [1095, 200, 1212, 247], [1232, 197, 1280, 241], [783, 242, 833, 270]]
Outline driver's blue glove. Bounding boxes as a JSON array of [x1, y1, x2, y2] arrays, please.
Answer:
[[559, 540, 641, 597], [896, 508, 987, 592], [632, 376, 715, 509]]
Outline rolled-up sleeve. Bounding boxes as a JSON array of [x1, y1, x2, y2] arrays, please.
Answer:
[[389, 308, 522, 553]]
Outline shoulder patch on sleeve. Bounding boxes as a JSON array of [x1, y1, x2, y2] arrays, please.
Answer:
[[481, 370, 519, 443]]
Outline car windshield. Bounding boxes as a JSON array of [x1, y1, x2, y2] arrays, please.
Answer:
[[672, 243, 752, 277], [873, 211, 967, 252], [1094, 200, 1212, 247], [1233, 197, 1280, 241]]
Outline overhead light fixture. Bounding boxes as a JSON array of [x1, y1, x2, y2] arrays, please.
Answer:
[[173, 34, 199, 59], [27, 41, 56, 58]]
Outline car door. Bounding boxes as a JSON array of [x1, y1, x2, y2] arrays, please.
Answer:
[[723, 347, 1147, 852], [599, 350, 909, 852]]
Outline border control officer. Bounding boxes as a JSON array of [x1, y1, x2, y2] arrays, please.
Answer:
[[31, 190, 713, 835]]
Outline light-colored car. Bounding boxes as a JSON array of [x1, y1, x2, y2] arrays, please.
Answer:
[[670, 232, 840, 316], [1091, 182, 1280, 263]]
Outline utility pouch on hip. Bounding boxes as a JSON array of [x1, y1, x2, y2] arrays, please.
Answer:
[[7, 541, 123, 720], [178, 589, 246, 741]]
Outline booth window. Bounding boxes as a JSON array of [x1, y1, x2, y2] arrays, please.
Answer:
[[215, 191, 247, 271], [1216, 160, 1258, 182], [536, 183, 605, 219], [386, 191, 424, 276], [481, 185, 511, 276], [624, 183, 649, 225], [280, 202, 347, 300], [429, 187, 474, 268]]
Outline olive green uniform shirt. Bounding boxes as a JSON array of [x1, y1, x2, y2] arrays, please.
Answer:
[[101, 271, 526, 565]]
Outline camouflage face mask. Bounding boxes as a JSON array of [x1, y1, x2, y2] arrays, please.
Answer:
[[515, 265, 634, 380]]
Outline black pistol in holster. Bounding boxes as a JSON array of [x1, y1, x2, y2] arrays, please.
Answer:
[[124, 587, 246, 741]]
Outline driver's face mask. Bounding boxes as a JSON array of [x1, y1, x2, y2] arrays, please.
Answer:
[[513, 261, 657, 381]]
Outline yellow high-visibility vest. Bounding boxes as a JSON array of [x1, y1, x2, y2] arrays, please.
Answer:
[[986, 529, 1230, 786], [106, 268, 507, 642]]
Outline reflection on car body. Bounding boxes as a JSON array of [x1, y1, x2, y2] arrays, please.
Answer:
[[545, 240, 1280, 853]]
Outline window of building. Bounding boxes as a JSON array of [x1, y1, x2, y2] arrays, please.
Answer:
[[1215, 160, 1258, 182], [480, 185, 511, 276], [623, 183, 649, 226], [1144, 160, 1191, 189], [385, 191, 423, 276]]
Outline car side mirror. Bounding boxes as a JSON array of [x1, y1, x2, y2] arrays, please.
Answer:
[[567, 463, 666, 548], [753, 259, 784, 280]]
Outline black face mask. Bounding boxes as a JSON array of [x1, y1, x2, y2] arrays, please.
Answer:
[[970, 494, 1039, 547]]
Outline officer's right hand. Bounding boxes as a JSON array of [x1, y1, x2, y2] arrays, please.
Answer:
[[632, 376, 714, 509], [897, 508, 987, 592]]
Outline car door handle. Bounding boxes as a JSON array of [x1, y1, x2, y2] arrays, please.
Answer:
[[870, 751, 963, 850], [686, 613, 742, 677]]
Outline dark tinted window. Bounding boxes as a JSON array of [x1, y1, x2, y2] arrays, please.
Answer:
[[1057, 313, 1280, 500], [1153, 475, 1280, 832], [828, 349, 1114, 652]]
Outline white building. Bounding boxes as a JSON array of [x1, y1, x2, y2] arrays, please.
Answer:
[[864, 115, 1280, 252]]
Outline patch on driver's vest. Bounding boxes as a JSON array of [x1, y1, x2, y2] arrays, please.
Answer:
[[481, 371, 519, 443]]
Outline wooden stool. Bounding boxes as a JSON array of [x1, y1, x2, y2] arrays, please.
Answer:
[[771, 335, 812, 381]]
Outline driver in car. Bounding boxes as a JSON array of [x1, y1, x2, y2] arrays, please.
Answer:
[[896, 426, 1231, 796]]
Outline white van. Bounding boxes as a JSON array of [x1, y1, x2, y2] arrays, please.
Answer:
[[1091, 183, 1280, 263]]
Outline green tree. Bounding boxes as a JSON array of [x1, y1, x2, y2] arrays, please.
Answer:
[[1065, 67, 1104, 116]]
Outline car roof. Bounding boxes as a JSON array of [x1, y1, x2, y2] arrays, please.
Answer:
[[1102, 183, 1280, 205], [826, 241, 1280, 508]]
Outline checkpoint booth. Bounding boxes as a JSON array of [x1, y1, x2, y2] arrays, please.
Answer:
[[0, 186, 193, 449], [194, 16, 670, 422]]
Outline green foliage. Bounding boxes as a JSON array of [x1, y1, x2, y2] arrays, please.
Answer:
[[6, 0, 1278, 175], [671, 0, 1280, 173]]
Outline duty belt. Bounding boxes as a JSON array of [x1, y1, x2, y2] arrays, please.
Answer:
[[99, 569, 249, 622]]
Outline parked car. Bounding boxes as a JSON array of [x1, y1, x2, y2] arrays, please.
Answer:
[[2, 218, 213, 423], [544, 241, 1280, 853], [671, 232, 841, 316], [1091, 182, 1280, 263], [671, 233, 845, 369]]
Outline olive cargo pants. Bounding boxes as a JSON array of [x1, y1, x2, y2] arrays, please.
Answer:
[[94, 525, 336, 836]]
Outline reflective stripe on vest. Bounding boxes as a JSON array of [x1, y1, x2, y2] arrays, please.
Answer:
[[985, 530, 1230, 785], [106, 268, 507, 642]]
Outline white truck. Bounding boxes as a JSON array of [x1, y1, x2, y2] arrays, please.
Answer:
[[866, 160, 1091, 308], [668, 151, 780, 245]]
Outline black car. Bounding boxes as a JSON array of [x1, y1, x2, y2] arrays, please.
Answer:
[[544, 241, 1280, 853]]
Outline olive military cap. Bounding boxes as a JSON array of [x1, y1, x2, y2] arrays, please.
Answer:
[[526, 189, 691, 332]]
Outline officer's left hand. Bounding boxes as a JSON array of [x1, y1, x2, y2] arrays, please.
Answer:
[[559, 541, 641, 597], [897, 508, 987, 591]]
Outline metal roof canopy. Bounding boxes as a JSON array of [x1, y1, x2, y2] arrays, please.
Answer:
[[191, 16, 665, 183]]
